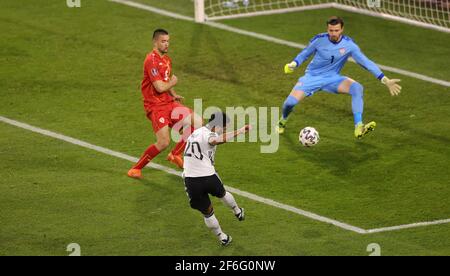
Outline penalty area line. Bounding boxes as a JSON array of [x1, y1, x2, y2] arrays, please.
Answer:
[[2, 115, 450, 234]]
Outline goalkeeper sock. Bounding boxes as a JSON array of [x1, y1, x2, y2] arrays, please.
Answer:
[[282, 95, 299, 120], [349, 82, 364, 125], [204, 213, 227, 240], [133, 144, 161, 170], [220, 192, 241, 215]]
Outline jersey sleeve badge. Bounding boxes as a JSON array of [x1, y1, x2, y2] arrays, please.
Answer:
[[151, 68, 159, 77]]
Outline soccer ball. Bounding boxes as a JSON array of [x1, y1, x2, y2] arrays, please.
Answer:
[[299, 127, 320, 147]]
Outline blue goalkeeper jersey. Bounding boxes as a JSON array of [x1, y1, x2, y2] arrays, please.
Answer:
[[293, 33, 384, 80]]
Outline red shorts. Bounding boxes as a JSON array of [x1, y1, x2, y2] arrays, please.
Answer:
[[146, 101, 193, 133]]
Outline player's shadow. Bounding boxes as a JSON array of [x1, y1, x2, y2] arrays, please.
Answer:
[[283, 130, 380, 177], [134, 175, 179, 194], [4, 17, 243, 90], [311, 93, 450, 146], [297, 95, 450, 160], [133, 173, 186, 214], [182, 24, 243, 85]]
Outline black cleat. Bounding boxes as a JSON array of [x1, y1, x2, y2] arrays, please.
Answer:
[[221, 235, 233, 246], [235, 208, 245, 221]]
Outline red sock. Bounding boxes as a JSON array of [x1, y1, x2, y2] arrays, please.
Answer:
[[133, 144, 161, 170], [171, 140, 186, 156], [171, 126, 195, 156]]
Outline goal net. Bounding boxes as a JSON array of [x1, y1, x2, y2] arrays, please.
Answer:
[[194, 0, 450, 33]]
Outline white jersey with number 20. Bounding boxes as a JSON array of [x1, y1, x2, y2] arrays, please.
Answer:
[[183, 127, 218, 178]]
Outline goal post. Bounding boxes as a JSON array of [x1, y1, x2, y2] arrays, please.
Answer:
[[195, 0, 206, 23], [194, 0, 450, 33]]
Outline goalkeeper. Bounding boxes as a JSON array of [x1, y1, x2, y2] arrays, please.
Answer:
[[278, 16, 402, 138]]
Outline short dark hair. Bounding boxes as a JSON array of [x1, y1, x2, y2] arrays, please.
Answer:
[[153, 29, 169, 40], [327, 16, 344, 27], [208, 112, 230, 128]]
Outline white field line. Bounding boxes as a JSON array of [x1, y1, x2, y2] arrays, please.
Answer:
[[108, 0, 450, 88], [109, 0, 194, 21], [0, 115, 364, 234], [1, 115, 450, 234], [366, 218, 450, 234]]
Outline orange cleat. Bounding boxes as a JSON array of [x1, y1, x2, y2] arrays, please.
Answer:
[[167, 153, 184, 169], [127, 168, 143, 179]]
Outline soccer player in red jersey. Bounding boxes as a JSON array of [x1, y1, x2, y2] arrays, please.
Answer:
[[128, 29, 203, 179]]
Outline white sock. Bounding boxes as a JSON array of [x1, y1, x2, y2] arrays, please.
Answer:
[[204, 214, 227, 240], [221, 192, 241, 215]]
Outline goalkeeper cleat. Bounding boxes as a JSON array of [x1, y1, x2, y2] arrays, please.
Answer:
[[354, 123, 365, 138], [363, 121, 377, 135], [167, 153, 184, 169], [127, 168, 143, 179], [354, 121, 377, 139], [220, 234, 233, 246], [235, 208, 245, 221], [276, 118, 288, 134]]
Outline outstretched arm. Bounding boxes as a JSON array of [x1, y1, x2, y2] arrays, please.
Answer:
[[351, 44, 402, 96], [208, 125, 251, 146], [351, 44, 384, 80], [284, 36, 319, 74]]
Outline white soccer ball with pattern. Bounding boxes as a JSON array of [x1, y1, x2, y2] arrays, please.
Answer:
[[299, 127, 320, 147]]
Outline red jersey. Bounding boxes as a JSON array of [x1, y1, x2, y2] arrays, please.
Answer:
[[141, 49, 174, 111]]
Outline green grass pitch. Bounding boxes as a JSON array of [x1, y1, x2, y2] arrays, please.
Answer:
[[0, 0, 449, 255]]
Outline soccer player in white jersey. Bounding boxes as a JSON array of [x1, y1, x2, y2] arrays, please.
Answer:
[[278, 16, 402, 138], [183, 112, 251, 246]]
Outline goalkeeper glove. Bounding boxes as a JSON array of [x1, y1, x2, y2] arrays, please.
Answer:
[[381, 76, 402, 96], [284, 61, 298, 74]]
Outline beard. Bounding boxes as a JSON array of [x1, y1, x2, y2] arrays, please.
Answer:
[[159, 47, 168, 54]]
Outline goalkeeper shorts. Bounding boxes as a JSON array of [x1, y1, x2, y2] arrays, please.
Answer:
[[293, 74, 348, 97]]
